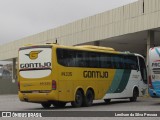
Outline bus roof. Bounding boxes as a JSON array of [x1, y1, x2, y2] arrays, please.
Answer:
[[75, 45, 115, 51], [21, 43, 141, 57]]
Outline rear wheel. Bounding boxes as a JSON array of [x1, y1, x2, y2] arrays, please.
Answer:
[[83, 89, 94, 107], [53, 102, 66, 108], [130, 88, 139, 102], [41, 102, 51, 108], [71, 90, 83, 107]]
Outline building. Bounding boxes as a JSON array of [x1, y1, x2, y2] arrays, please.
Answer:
[[0, 0, 160, 94]]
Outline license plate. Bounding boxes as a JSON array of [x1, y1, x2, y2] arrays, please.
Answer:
[[32, 91, 39, 93]]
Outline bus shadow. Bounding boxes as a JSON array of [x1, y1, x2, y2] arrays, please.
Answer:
[[93, 100, 130, 106], [150, 102, 160, 106], [24, 100, 133, 111]]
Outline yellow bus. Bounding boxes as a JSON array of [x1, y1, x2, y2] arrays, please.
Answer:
[[18, 44, 147, 108]]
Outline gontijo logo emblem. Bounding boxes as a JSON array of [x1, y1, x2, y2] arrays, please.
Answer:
[[25, 50, 42, 60]]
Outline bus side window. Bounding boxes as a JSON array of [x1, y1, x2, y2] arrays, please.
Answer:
[[112, 55, 122, 69], [100, 53, 112, 68], [124, 56, 137, 70], [124, 56, 128, 69], [99, 54, 106, 68], [88, 52, 99, 68], [57, 49, 76, 67], [139, 57, 147, 84], [76, 51, 87, 67], [128, 56, 138, 70], [57, 49, 66, 66], [107, 55, 113, 68], [119, 55, 124, 69], [112, 55, 116, 69], [67, 50, 76, 67]]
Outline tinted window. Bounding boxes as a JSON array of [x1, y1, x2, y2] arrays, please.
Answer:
[[112, 55, 124, 69], [124, 56, 138, 70], [75, 51, 88, 67], [139, 57, 147, 84], [88, 52, 100, 68], [57, 49, 75, 66], [100, 53, 112, 68], [56, 48, 138, 70]]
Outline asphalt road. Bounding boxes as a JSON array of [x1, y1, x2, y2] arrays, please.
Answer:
[[0, 95, 160, 120]]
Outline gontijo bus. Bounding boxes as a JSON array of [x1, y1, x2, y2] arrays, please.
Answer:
[[148, 47, 160, 97], [18, 44, 147, 108]]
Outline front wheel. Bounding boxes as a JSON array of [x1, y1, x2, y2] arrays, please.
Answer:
[[71, 90, 83, 107], [130, 88, 139, 102]]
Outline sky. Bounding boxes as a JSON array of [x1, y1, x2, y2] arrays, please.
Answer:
[[0, 0, 138, 65], [0, 0, 138, 46]]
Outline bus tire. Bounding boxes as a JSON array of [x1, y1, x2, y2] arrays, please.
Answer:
[[53, 101, 66, 108], [41, 102, 51, 108], [104, 99, 111, 104], [71, 90, 83, 107], [83, 89, 94, 107], [130, 88, 139, 102]]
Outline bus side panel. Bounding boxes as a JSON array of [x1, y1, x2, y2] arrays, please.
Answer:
[[58, 80, 74, 102], [104, 69, 132, 99], [57, 67, 115, 101], [103, 69, 147, 99]]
